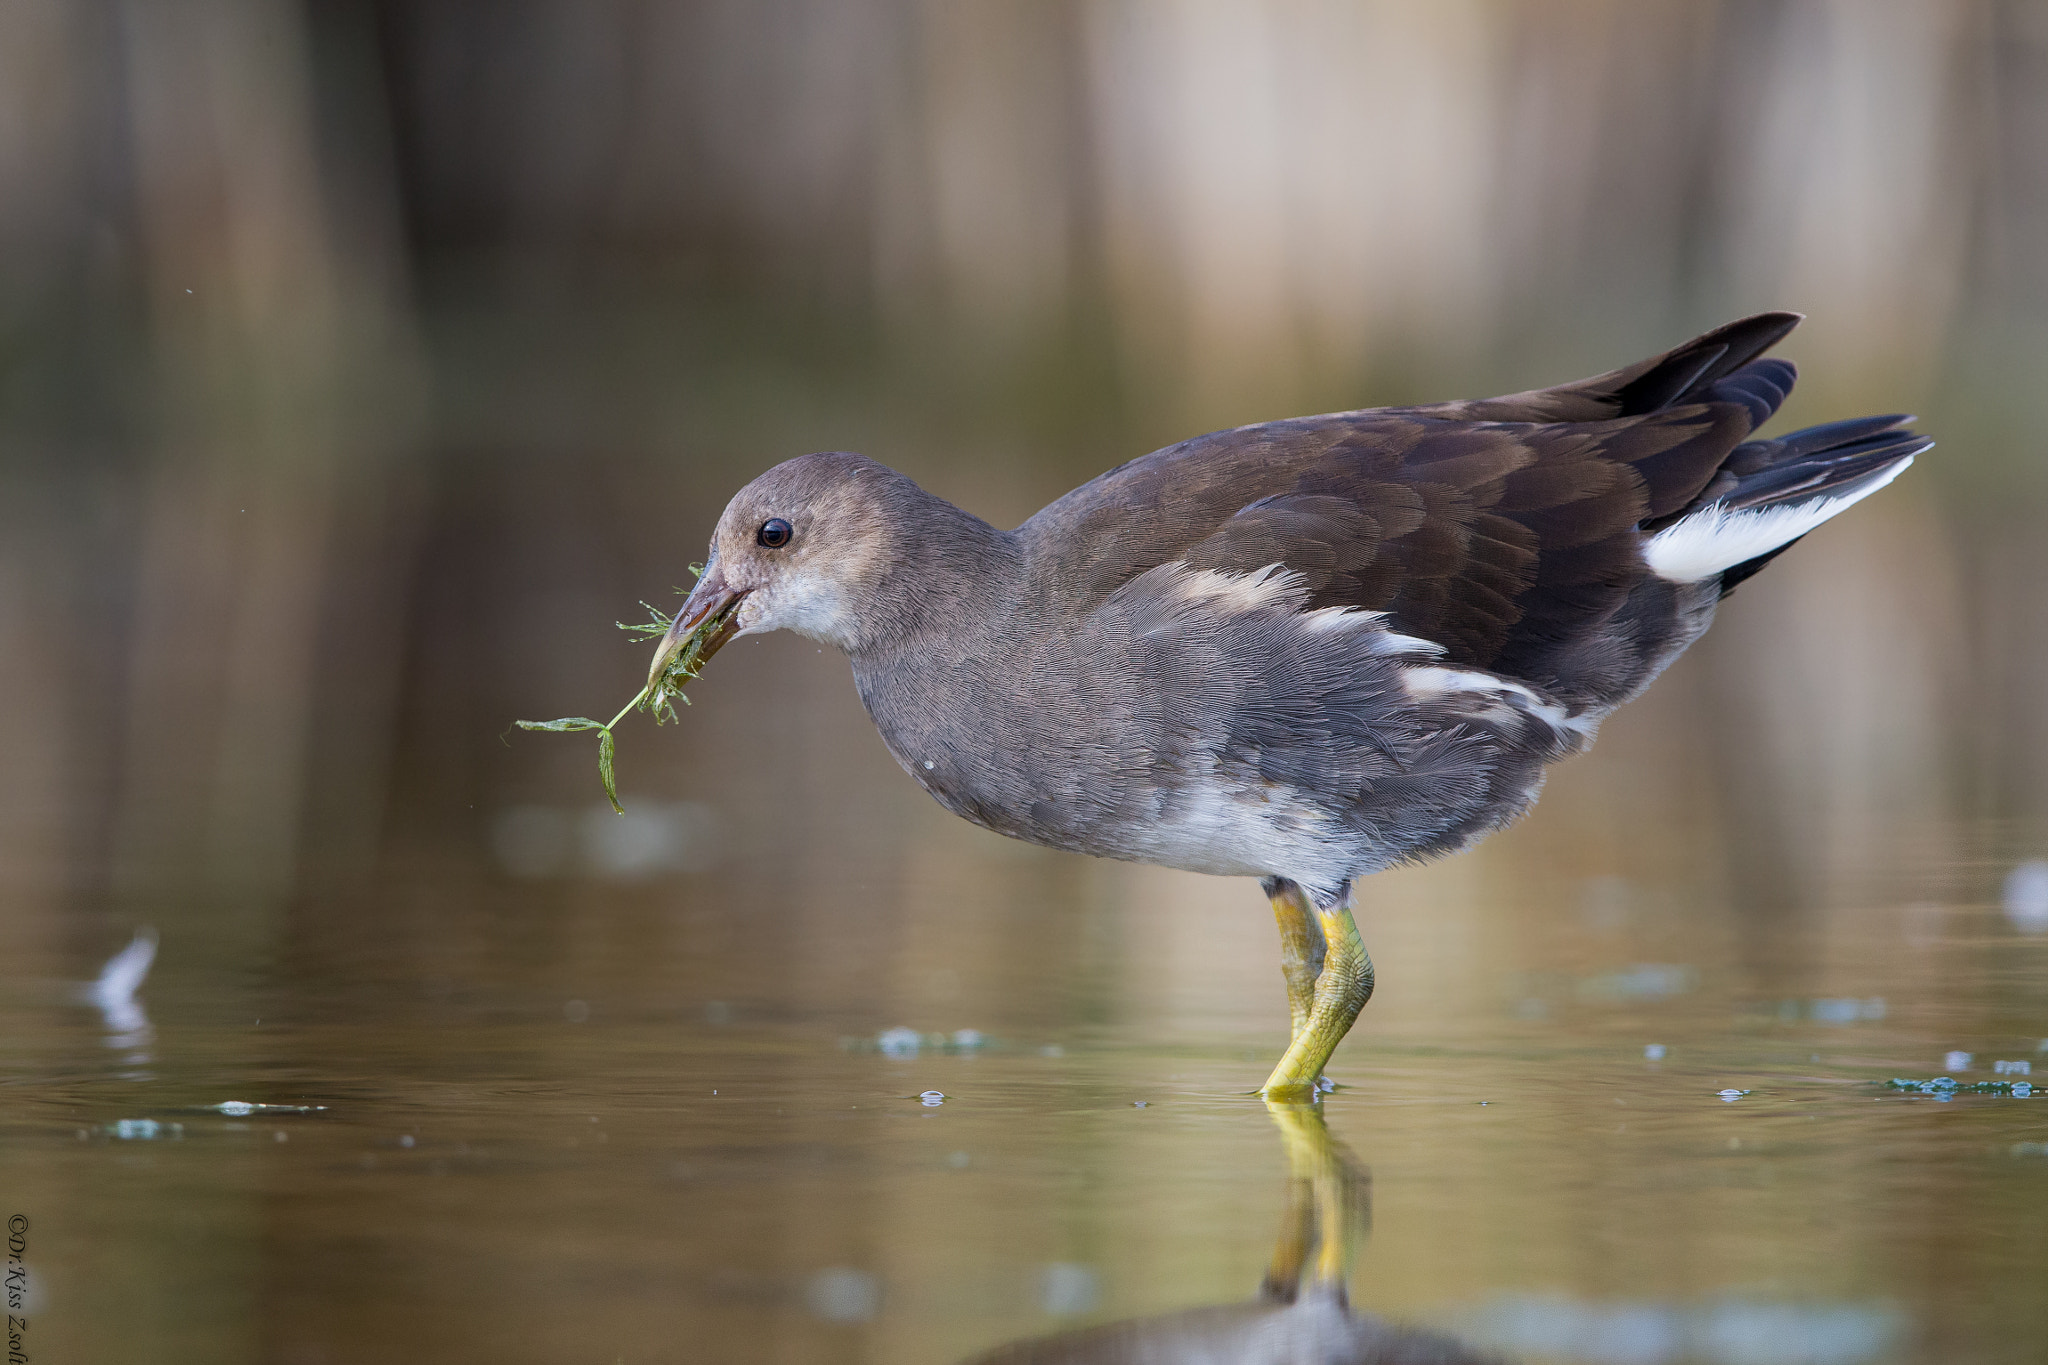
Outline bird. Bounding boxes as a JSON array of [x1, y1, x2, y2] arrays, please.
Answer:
[[646, 312, 1926, 1098]]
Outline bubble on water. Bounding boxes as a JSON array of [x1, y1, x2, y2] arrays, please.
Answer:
[[919, 1090, 945, 1106], [1644, 1044, 1666, 1061], [579, 800, 725, 879], [876, 1027, 922, 1057], [2003, 860, 2048, 934], [1944, 1051, 1972, 1072], [113, 1118, 161, 1139], [1040, 1262, 1100, 1316], [1717, 1089, 1749, 1102], [217, 1100, 255, 1116], [1132, 1100, 1148, 1108], [1994, 1059, 2031, 1075], [399, 1135, 415, 1148], [2014, 1082, 2033, 1097], [806, 1267, 880, 1323], [951, 1028, 985, 1050]]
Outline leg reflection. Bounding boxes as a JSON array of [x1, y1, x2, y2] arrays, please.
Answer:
[[957, 1101, 1501, 1364], [1260, 1098, 1367, 1305]]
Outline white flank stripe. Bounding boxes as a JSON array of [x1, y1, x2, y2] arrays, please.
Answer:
[[1403, 666, 1597, 740], [1297, 605, 1387, 634], [1165, 563, 1303, 611], [1641, 456, 1912, 583]]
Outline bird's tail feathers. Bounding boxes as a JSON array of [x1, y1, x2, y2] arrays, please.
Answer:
[[1637, 415, 1928, 589]]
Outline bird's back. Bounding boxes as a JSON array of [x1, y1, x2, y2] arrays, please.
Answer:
[[1020, 313, 1924, 712]]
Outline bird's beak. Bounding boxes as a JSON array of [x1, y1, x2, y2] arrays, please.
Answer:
[[648, 563, 746, 688]]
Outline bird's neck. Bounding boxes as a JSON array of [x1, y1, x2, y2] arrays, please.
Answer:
[[843, 493, 1026, 663]]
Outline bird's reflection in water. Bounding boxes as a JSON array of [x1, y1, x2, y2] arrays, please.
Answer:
[[961, 1101, 1506, 1365]]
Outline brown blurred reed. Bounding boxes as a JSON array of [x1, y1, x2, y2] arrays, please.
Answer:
[[1, 0, 2045, 954]]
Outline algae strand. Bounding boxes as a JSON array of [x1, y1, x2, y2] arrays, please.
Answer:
[[515, 575, 725, 813]]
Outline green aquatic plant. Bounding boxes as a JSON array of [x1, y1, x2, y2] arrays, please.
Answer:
[[516, 573, 731, 813]]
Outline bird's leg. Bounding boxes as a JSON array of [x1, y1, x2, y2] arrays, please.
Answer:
[[1262, 884, 1373, 1099], [1263, 876, 1326, 1042]]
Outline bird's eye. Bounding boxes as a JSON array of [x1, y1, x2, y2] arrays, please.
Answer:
[[757, 517, 793, 549]]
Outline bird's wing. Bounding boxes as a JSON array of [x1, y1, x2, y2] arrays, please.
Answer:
[[1023, 314, 1802, 682]]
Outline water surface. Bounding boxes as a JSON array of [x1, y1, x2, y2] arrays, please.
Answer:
[[5, 803, 2046, 1365]]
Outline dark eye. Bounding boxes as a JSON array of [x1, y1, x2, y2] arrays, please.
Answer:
[[757, 517, 793, 549]]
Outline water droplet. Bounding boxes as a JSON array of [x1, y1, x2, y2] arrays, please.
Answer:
[[1040, 1263, 1100, 1317], [919, 1090, 945, 1106], [805, 1268, 880, 1323], [2003, 860, 2048, 933]]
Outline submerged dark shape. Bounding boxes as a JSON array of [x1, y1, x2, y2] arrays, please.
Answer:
[[961, 1297, 1501, 1365], [649, 313, 1928, 1094]]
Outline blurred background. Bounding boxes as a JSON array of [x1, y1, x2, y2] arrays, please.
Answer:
[[5, 0, 2047, 935], [4, 4, 2048, 1362]]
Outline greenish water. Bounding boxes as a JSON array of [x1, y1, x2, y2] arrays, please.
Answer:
[[4, 810, 2046, 1365]]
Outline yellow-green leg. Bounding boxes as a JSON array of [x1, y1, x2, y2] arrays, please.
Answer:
[[1263, 876, 1325, 1041], [1262, 884, 1373, 1099]]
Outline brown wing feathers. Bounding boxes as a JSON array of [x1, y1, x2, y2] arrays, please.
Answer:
[[1036, 313, 1811, 686]]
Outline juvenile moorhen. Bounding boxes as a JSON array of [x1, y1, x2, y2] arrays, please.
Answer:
[[649, 314, 1926, 1097]]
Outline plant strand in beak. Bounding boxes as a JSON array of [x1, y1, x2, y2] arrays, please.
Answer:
[[514, 582, 743, 813]]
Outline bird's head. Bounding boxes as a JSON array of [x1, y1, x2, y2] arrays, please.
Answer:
[[646, 451, 929, 685]]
